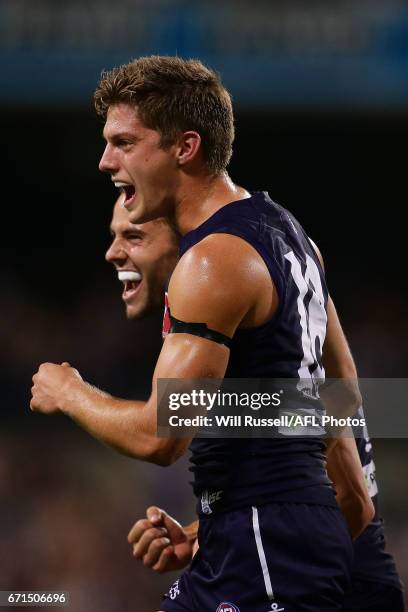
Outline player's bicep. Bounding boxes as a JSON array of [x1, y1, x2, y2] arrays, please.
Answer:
[[323, 296, 358, 380], [309, 240, 362, 413], [308, 237, 325, 272], [168, 235, 258, 338], [308, 239, 356, 379], [154, 332, 230, 381]]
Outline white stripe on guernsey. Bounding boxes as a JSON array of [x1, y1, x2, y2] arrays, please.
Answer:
[[252, 506, 274, 601], [362, 459, 378, 498]]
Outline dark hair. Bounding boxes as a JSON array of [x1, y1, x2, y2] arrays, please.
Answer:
[[94, 55, 234, 174]]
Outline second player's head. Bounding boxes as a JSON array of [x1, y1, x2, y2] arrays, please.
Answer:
[[95, 55, 234, 224], [106, 193, 179, 319]]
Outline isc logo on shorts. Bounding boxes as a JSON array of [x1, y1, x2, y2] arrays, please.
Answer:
[[216, 603, 240, 612]]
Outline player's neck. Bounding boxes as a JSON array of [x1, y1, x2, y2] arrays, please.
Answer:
[[174, 172, 250, 235]]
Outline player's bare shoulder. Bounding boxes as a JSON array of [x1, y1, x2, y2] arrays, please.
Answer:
[[168, 233, 277, 335]]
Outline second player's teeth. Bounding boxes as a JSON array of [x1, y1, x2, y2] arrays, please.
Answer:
[[118, 271, 142, 282]]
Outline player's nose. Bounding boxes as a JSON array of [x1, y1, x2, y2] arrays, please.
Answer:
[[99, 143, 117, 173], [105, 238, 126, 264]]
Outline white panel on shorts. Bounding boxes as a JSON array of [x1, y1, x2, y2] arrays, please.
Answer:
[[252, 506, 274, 601]]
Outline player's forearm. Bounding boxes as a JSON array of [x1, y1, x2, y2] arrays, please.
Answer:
[[326, 435, 374, 539], [336, 490, 374, 541], [58, 380, 175, 464]]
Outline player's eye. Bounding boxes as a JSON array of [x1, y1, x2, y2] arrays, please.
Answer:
[[113, 138, 133, 149]]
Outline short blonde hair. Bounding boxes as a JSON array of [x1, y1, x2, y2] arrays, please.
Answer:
[[94, 55, 234, 174]]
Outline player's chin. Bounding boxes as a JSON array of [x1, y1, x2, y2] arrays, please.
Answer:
[[129, 200, 162, 225], [127, 200, 149, 225], [125, 299, 151, 320]]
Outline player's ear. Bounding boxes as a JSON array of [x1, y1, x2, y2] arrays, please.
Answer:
[[175, 131, 202, 166]]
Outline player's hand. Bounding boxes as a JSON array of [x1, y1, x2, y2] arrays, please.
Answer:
[[30, 362, 83, 414], [128, 506, 193, 573]]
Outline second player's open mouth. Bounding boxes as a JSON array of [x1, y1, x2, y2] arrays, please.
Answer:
[[122, 279, 142, 301], [118, 270, 142, 301]]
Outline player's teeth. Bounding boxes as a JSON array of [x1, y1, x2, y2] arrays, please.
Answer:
[[114, 182, 129, 188], [118, 271, 142, 282]]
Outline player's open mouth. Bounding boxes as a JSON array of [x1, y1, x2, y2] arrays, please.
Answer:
[[118, 270, 142, 301], [114, 182, 136, 209]]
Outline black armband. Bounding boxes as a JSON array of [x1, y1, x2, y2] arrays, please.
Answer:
[[169, 315, 232, 348]]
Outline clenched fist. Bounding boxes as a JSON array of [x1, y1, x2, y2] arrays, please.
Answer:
[[128, 506, 195, 573], [30, 362, 83, 414]]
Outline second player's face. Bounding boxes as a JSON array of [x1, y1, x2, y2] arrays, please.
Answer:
[[105, 197, 179, 319], [99, 103, 180, 225]]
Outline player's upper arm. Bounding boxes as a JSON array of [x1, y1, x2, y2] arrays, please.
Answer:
[[145, 234, 271, 465], [308, 238, 325, 272], [323, 297, 358, 380], [170, 234, 268, 336], [309, 239, 362, 413], [309, 238, 358, 378]]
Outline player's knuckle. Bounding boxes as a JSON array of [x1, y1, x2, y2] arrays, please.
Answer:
[[133, 520, 149, 540], [139, 529, 153, 546], [141, 528, 155, 545], [151, 537, 164, 550]]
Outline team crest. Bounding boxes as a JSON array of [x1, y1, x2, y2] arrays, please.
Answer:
[[162, 292, 171, 338], [216, 603, 240, 612], [168, 579, 180, 600]]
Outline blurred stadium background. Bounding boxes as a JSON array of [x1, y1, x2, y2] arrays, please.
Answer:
[[1, 0, 407, 610]]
